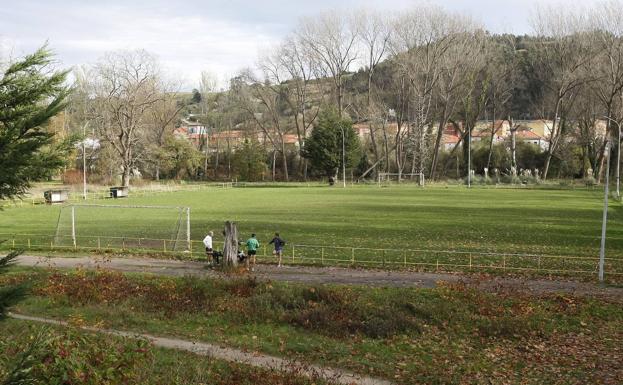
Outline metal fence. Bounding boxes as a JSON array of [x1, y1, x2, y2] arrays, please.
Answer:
[[0, 183, 234, 208], [1, 232, 622, 279]]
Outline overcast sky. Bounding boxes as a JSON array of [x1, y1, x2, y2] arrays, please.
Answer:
[[0, 0, 603, 89]]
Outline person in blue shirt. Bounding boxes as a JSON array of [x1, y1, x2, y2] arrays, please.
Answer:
[[269, 232, 286, 267]]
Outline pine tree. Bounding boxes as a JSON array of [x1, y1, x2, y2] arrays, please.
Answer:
[[302, 109, 361, 179], [0, 46, 72, 201], [0, 46, 69, 385], [0, 47, 70, 317]]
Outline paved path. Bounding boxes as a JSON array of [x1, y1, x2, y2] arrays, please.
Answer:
[[16, 255, 623, 299], [9, 313, 393, 385]]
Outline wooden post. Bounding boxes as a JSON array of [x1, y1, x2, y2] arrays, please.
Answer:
[[292, 245, 295, 262], [382, 249, 385, 267], [98, 237, 101, 250], [27, 239, 31, 250], [321, 247, 324, 264], [163, 239, 167, 252], [351, 248, 355, 265]]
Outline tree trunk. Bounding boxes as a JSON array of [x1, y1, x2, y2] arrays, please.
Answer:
[[222, 221, 238, 267], [281, 140, 289, 181], [214, 139, 220, 179], [121, 164, 130, 187], [543, 98, 562, 180]]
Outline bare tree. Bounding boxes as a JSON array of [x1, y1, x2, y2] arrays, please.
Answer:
[[355, 9, 391, 171], [260, 37, 320, 179], [530, 6, 596, 180], [590, 0, 623, 182], [232, 70, 290, 181], [91, 50, 162, 186], [297, 11, 358, 116], [199, 70, 217, 177], [390, 6, 477, 182]]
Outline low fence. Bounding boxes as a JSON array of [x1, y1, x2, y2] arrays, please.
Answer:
[[0, 183, 234, 208], [1, 232, 622, 279]]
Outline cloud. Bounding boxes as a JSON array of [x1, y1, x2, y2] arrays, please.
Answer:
[[0, 0, 605, 89]]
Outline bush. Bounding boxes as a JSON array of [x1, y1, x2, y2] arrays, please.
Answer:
[[0, 326, 151, 385]]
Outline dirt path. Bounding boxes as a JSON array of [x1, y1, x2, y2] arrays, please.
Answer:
[[16, 255, 623, 299], [9, 313, 392, 385]]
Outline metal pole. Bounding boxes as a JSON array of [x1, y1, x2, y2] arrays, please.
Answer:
[[617, 124, 621, 199], [186, 207, 191, 251], [71, 206, 76, 248], [467, 128, 471, 188], [82, 123, 87, 200], [342, 127, 346, 188], [599, 140, 611, 282]]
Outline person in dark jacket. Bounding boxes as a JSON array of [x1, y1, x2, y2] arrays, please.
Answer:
[[268, 232, 286, 267]]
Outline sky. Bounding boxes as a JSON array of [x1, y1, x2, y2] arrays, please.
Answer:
[[0, 0, 604, 90]]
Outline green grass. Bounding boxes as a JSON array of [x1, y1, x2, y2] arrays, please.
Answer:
[[1, 185, 622, 264], [6, 268, 623, 385]]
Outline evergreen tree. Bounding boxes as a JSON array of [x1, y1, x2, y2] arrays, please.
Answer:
[[303, 109, 360, 179], [0, 47, 70, 319], [0, 46, 73, 200]]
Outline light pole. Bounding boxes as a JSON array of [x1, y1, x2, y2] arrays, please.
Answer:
[[603, 116, 621, 199], [599, 138, 611, 282], [82, 122, 89, 200], [341, 125, 346, 188], [467, 128, 471, 188]]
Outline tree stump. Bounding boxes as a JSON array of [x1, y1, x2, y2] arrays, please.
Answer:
[[222, 221, 238, 267]]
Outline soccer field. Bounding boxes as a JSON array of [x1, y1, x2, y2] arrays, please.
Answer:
[[1, 184, 622, 259]]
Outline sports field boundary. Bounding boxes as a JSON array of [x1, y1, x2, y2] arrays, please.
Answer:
[[3, 232, 623, 280]]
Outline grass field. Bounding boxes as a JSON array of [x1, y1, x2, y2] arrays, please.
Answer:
[[1, 185, 622, 266]]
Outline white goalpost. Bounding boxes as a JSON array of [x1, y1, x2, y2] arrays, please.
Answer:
[[377, 172, 425, 187], [53, 204, 191, 252]]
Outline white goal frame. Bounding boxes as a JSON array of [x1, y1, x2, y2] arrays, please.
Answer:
[[377, 172, 425, 187], [55, 204, 191, 251]]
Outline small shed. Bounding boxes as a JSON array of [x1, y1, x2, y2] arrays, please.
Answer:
[[110, 186, 129, 198], [44, 189, 69, 204]]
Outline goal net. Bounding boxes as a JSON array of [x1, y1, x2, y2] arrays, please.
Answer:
[[377, 172, 425, 186], [53, 204, 191, 252]]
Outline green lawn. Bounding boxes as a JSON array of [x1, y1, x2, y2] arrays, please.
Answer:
[[1, 184, 622, 262]]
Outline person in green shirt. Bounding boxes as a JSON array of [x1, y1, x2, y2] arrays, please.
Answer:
[[245, 233, 260, 271]]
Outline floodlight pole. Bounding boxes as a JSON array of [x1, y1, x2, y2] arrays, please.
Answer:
[[467, 128, 472, 188], [599, 138, 611, 282], [341, 126, 346, 188], [603, 116, 621, 199], [71, 206, 76, 248], [186, 207, 191, 251], [82, 122, 89, 200]]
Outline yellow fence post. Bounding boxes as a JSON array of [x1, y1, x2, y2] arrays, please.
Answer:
[[351, 248, 355, 265], [97, 237, 101, 250], [163, 239, 167, 252], [292, 245, 295, 262], [321, 247, 324, 264], [27, 239, 31, 250]]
